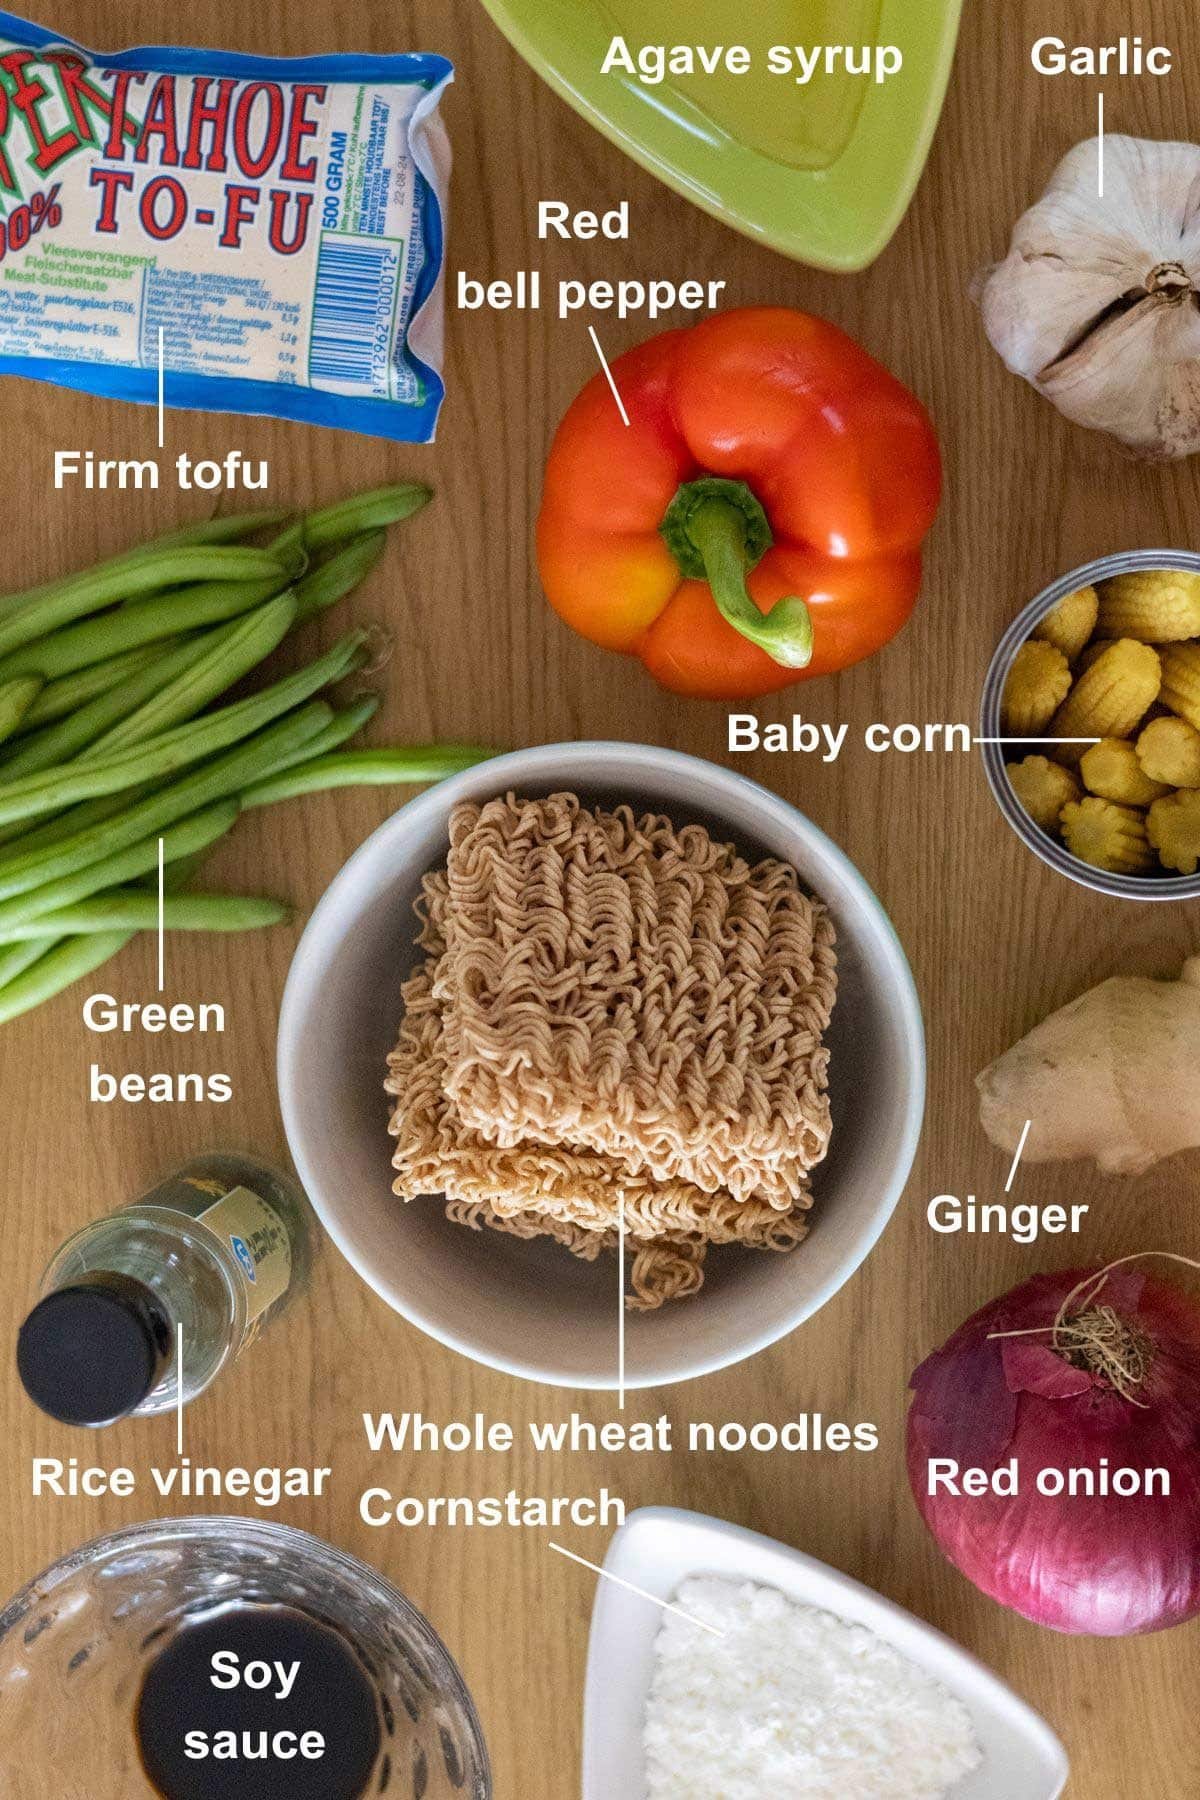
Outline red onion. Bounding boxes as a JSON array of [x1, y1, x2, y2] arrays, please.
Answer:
[[907, 1256, 1200, 1635]]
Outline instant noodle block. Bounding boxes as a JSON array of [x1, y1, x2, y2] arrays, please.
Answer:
[[277, 743, 927, 1389], [0, 11, 451, 440], [386, 793, 839, 1310]]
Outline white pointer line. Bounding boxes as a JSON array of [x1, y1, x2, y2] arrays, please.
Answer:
[[548, 1542, 726, 1637], [588, 325, 631, 428], [975, 736, 1101, 746], [157, 326, 165, 449], [176, 1324, 185, 1456], [1098, 93, 1105, 197], [1005, 1119, 1034, 1194], [157, 837, 165, 993], [618, 1195, 627, 1412]]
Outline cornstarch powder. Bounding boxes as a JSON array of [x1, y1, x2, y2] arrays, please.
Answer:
[[644, 1576, 983, 1798]]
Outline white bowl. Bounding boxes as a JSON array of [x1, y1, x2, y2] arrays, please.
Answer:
[[277, 742, 925, 1389], [582, 1507, 1069, 1799]]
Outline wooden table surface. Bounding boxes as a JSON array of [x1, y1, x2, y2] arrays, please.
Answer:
[[2, 0, 1199, 1793]]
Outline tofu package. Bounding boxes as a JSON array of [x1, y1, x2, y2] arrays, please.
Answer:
[[0, 11, 452, 441]]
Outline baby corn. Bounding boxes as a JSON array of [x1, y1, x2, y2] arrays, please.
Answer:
[[1049, 639, 1161, 764], [1147, 790, 1200, 876], [1079, 737, 1169, 807], [1006, 755, 1080, 833], [1137, 715, 1200, 788], [1001, 640, 1072, 736], [1098, 569, 1200, 643], [1061, 797, 1156, 873], [1159, 643, 1200, 732], [1035, 585, 1098, 660]]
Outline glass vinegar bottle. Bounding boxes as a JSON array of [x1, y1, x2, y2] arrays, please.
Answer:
[[17, 1151, 318, 1428]]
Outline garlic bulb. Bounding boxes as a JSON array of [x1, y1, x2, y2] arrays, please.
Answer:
[[980, 135, 1200, 459]]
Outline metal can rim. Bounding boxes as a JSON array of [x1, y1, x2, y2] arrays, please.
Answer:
[[980, 550, 1200, 902]]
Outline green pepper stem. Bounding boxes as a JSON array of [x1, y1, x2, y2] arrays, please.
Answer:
[[660, 478, 813, 670]]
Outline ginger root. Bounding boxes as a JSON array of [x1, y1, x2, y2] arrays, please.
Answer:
[[977, 956, 1200, 1175]]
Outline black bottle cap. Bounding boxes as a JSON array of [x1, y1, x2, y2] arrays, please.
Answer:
[[17, 1274, 172, 1427]]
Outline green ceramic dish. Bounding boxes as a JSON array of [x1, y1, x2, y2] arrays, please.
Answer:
[[475, 0, 964, 271]]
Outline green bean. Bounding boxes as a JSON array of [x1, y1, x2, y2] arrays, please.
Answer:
[[10, 691, 370, 853], [0, 703, 332, 899], [14, 641, 185, 732], [293, 532, 387, 623], [0, 510, 291, 618], [306, 484, 430, 544], [262, 696, 380, 770], [0, 570, 295, 683], [0, 787, 155, 860], [0, 801, 238, 934], [3, 561, 357, 821], [0, 677, 42, 747], [154, 851, 206, 889], [0, 482, 458, 1023], [121, 535, 306, 609], [272, 484, 430, 561], [0, 631, 366, 827], [0, 929, 136, 1023], [0, 546, 288, 662], [4, 590, 303, 830], [138, 509, 292, 552], [0, 938, 51, 988], [91, 594, 299, 756], [242, 745, 496, 808], [0, 892, 290, 940], [0, 849, 207, 1016], [1, 637, 218, 781]]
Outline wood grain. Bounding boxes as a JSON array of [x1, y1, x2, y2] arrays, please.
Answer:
[[1, 1, 1199, 1793]]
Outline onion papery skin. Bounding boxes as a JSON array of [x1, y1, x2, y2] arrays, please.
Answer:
[[907, 1267, 1200, 1636]]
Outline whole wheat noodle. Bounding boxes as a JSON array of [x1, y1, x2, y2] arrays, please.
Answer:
[[385, 795, 837, 1308], [437, 795, 837, 1204], [385, 905, 807, 1308], [444, 1201, 709, 1308]]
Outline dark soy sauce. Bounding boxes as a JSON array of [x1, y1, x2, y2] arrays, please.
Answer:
[[135, 1605, 383, 1799]]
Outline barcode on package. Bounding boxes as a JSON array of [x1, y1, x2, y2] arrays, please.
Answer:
[[309, 235, 402, 398]]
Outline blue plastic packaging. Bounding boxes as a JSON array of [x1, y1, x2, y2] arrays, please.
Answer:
[[0, 12, 452, 441]]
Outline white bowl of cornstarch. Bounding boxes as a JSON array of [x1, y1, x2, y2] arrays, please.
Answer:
[[584, 1508, 1069, 1800], [278, 741, 926, 1389]]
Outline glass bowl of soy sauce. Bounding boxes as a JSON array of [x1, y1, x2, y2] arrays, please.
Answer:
[[0, 1518, 490, 1800]]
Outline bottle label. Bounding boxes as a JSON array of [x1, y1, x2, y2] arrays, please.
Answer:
[[197, 1187, 292, 1333]]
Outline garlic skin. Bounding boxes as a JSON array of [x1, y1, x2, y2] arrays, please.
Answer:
[[981, 135, 1200, 459]]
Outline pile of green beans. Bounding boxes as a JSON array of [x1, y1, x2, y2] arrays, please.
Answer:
[[0, 486, 494, 1025]]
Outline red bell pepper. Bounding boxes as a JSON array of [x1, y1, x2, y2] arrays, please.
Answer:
[[537, 308, 942, 700]]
